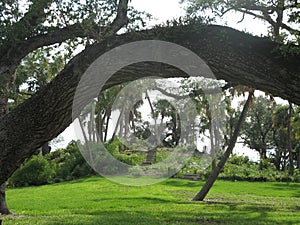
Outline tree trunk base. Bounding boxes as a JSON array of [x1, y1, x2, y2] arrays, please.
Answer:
[[0, 183, 11, 215]]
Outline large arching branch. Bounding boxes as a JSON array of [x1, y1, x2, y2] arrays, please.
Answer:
[[0, 23, 300, 184]]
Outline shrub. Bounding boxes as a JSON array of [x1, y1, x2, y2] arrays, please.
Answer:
[[49, 141, 95, 181], [129, 166, 144, 177], [294, 169, 300, 182], [8, 155, 54, 187], [115, 153, 144, 166]]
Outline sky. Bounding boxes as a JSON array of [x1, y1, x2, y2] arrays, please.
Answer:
[[131, 0, 186, 25], [56, 0, 273, 161], [131, 0, 269, 36]]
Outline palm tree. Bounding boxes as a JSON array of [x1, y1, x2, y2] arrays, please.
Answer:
[[154, 99, 179, 147], [272, 103, 294, 175]]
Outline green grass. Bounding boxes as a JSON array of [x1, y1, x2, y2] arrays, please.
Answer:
[[2, 177, 300, 224]]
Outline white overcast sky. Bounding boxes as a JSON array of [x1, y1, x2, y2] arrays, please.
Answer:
[[57, 0, 269, 160], [131, 0, 269, 36]]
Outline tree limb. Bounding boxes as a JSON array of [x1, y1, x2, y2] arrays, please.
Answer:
[[0, 0, 129, 78], [0, 24, 300, 184], [6, 0, 53, 41], [153, 83, 232, 100]]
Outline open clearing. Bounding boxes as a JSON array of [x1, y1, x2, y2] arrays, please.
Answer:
[[2, 177, 300, 224]]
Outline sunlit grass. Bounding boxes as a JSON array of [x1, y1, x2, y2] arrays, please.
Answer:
[[2, 176, 300, 224]]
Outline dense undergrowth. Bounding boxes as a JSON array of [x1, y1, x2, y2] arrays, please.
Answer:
[[8, 139, 300, 187]]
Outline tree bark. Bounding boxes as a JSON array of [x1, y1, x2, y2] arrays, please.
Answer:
[[104, 110, 111, 142], [0, 183, 10, 215], [298, 148, 300, 169], [288, 102, 294, 175], [209, 120, 217, 170], [0, 89, 11, 215], [41, 142, 51, 156], [145, 90, 160, 144], [193, 91, 254, 201], [112, 104, 125, 140], [0, 24, 300, 185]]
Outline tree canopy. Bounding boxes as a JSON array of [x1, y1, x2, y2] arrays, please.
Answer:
[[182, 0, 300, 44]]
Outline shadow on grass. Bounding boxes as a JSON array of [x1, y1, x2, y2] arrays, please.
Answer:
[[65, 202, 296, 225], [91, 197, 176, 204], [48, 176, 106, 187], [265, 182, 300, 198], [4, 197, 300, 225], [163, 179, 202, 188], [67, 176, 103, 184]]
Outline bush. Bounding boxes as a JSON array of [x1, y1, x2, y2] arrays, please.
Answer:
[[8, 155, 54, 187], [294, 169, 300, 182], [49, 141, 95, 181], [115, 153, 144, 166], [179, 154, 300, 183], [128, 166, 144, 177]]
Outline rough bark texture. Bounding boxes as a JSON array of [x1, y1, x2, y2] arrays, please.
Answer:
[[0, 24, 300, 184], [288, 102, 294, 175], [0, 91, 10, 214], [193, 91, 254, 201], [0, 183, 10, 215]]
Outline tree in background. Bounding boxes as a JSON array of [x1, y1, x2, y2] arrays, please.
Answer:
[[272, 104, 295, 174], [292, 107, 300, 169], [180, 0, 300, 195], [182, 0, 300, 44], [239, 96, 275, 164], [153, 99, 180, 147], [95, 85, 124, 142], [193, 90, 254, 200]]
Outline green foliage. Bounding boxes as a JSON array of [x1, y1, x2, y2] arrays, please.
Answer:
[[128, 166, 144, 177], [1, 0, 151, 114], [227, 154, 250, 166], [8, 155, 54, 187], [105, 138, 145, 166], [48, 141, 95, 182], [115, 153, 144, 166], [7, 137, 300, 188], [292, 106, 300, 141], [8, 141, 95, 187], [179, 154, 299, 182], [239, 96, 276, 159], [182, 0, 300, 48], [219, 159, 291, 182], [10, 47, 67, 107]]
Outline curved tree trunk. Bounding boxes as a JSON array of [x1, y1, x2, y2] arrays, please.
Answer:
[[193, 91, 254, 201], [0, 24, 300, 185]]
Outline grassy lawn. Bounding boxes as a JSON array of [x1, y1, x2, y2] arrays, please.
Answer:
[[1, 176, 300, 224]]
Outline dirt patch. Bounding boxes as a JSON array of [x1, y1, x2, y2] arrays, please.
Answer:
[[0, 214, 31, 219]]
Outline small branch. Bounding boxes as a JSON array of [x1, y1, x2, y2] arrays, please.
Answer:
[[101, 0, 129, 36], [281, 23, 299, 35], [6, 0, 53, 41], [19, 23, 100, 59], [238, 12, 246, 23], [153, 83, 232, 100]]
